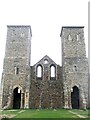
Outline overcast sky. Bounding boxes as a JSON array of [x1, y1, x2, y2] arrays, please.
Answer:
[[0, 0, 88, 80]]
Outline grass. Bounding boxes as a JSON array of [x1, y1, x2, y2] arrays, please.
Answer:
[[14, 109, 79, 118], [1, 109, 90, 119], [71, 109, 89, 117]]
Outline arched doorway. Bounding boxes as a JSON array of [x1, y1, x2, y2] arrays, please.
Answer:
[[13, 87, 21, 109], [71, 86, 80, 109]]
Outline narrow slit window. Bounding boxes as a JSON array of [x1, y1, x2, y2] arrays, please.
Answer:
[[76, 35, 79, 41], [68, 34, 72, 41], [73, 65, 77, 71], [15, 67, 19, 74]]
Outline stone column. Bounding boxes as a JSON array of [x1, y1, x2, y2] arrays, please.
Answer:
[[79, 87, 87, 109], [20, 93, 24, 109], [81, 91, 87, 109], [68, 90, 72, 109], [64, 88, 69, 109], [24, 91, 29, 109]]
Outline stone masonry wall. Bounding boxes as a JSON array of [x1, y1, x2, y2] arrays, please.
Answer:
[[29, 55, 63, 108], [61, 27, 89, 109], [0, 25, 89, 109], [1, 26, 32, 109]]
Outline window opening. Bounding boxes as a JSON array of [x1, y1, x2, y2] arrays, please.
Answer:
[[68, 34, 72, 41], [76, 35, 79, 41], [50, 65, 55, 77], [15, 67, 19, 74], [73, 65, 77, 71], [37, 65, 42, 78], [44, 59, 48, 64]]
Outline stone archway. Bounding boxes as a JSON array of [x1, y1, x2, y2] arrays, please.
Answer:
[[71, 86, 80, 109], [13, 87, 21, 109]]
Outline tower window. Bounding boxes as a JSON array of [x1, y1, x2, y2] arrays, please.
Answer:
[[68, 34, 72, 41], [20, 33, 24, 37], [15, 67, 19, 74], [76, 35, 79, 41], [73, 65, 77, 71]]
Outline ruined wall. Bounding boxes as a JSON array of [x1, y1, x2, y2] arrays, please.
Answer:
[[0, 25, 89, 109], [29, 55, 63, 108]]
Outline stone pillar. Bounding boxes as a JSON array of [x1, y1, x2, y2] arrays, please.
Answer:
[[24, 91, 29, 109], [68, 90, 72, 109], [79, 87, 87, 109], [81, 91, 87, 109], [20, 93, 24, 109], [64, 88, 69, 109]]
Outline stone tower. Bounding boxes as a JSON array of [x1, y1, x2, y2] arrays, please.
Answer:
[[0, 26, 32, 109], [60, 27, 88, 109]]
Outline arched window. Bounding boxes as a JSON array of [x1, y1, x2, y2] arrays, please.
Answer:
[[76, 35, 79, 41], [36, 65, 43, 79], [73, 65, 77, 71], [15, 67, 19, 75], [50, 65, 56, 80], [44, 59, 48, 64], [68, 34, 72, 41], [37, 66, 42, 77]]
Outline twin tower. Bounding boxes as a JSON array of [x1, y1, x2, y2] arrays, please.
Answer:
[[0, 26, 89, 109]]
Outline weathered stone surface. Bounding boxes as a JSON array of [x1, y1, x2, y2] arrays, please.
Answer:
[[30, 55, 63, 108], [0, 26, 32, 109], [0, 26, 89, 109], [61, 27, 88, 109]]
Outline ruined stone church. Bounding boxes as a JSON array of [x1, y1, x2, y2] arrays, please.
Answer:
[[0, 25, 89, 109]]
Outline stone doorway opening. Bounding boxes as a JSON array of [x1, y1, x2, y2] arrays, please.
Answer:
[[71, 86, 80, 109], [13, 87, 21, 109]]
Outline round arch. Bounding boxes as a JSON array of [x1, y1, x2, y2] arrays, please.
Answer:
[[71, 86, 80, 109], [13, 85, 24, 109], [13, 85, 24, 93]]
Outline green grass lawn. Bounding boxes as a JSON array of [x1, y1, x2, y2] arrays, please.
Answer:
[[1, 109, 89, 119], [14, 109, 79, 118], [71, 109, 89, 118]]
